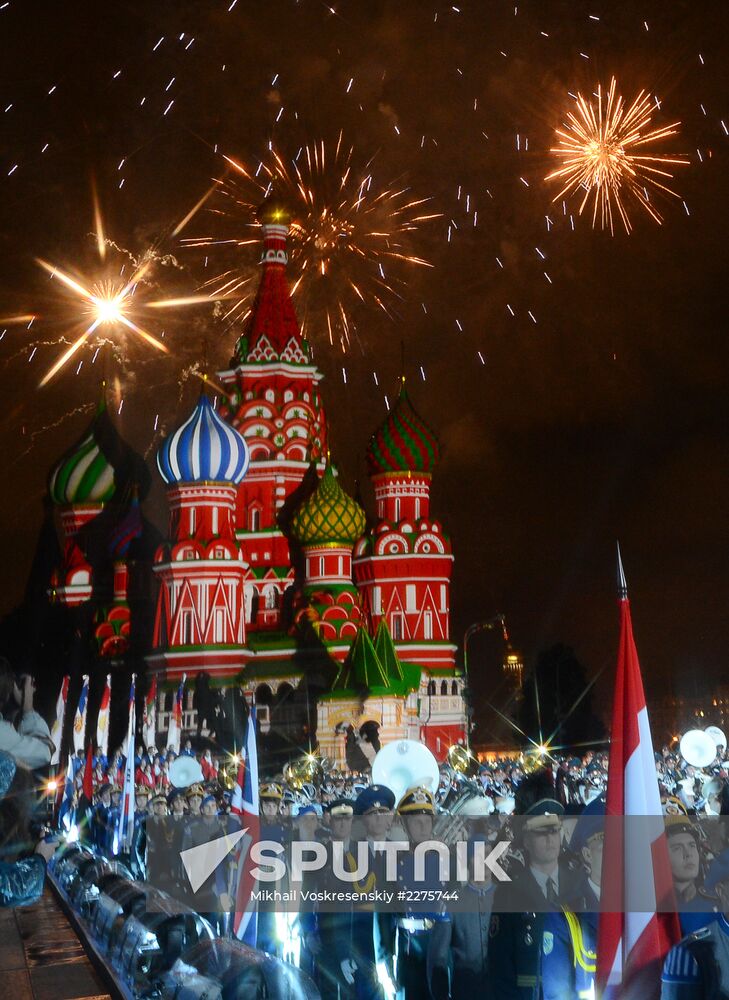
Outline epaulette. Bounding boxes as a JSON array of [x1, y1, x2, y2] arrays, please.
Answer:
[[688, 926, 712, 942]]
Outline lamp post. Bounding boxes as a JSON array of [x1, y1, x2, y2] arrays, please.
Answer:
[[462, 614, 507, 751]]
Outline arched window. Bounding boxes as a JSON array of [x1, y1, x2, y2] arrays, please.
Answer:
[[391, 613, 404, 641], [249, 507, 261, 532], [440, 680, 448, 696], [423, 611, 433, 640], [427, 680, 436, 696], [451, 680, 458, 696], [244, 585, 258, 624], [214, 609, 225, 643]]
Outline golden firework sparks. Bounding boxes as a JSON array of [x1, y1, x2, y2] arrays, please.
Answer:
[[545, 77, 688, 234], [178, 134, 440, 350], [36, 200, 214, 387]]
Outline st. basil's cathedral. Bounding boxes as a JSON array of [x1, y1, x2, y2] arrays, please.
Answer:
[[43, 198, 467, 768]]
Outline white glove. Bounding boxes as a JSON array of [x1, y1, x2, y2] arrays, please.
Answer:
[[340, 958, 358, 984]]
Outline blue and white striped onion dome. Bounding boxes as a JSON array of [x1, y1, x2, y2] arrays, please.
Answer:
[[157, 395, 250, 485]]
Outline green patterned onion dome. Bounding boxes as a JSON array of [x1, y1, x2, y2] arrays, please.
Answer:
[[49, 423, 115, 505], [366, 382, 440, 475], [291, 465, 366, 547]]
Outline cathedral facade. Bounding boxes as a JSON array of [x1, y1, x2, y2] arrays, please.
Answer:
[[47, 198, 467, 767]]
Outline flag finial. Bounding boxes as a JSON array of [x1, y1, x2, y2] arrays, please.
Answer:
[[617, 541, 628, 598]]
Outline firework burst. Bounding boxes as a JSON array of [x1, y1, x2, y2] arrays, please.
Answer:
[[545, 77, 688, 234], [180, 134, 440, 351], [35, 202, 211, 387]]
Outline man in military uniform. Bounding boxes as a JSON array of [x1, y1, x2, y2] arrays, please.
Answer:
[[427, 833, 496, 1000], [666, 814, 718, 935], [661, 853, 729, 999], [386, 785, 443, 1000], [345, 785, 397, 1000], [130, 785, 151, 877], [90, 782, 115, 855], [257, 782, 287, 955], [186, 782, 204, 816], [301, 797, 358, 1000], [180, 792, 231, 934], [487, 795, 580, 1000], [541, 797, 603, 1000]]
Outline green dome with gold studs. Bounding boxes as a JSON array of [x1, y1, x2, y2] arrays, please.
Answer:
[[291, 464, 366, 548]]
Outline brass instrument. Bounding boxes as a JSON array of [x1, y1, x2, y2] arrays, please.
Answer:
[[218, 758, 239, 791], [447, 743, 479, 777], [520, 746, 550, 774], [283, 753, 324, 790]]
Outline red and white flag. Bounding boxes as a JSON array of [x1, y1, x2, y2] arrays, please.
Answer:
[[96, 674, 112, 759], [231, 706, 259, 946], [167, 674, 186, 752], [50, 675, 70, 766], [597, 549, 680, 997], [143, 676, 157, 750]]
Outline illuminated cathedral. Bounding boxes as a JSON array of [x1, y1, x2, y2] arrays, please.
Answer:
[[46, 199, 467, 766]]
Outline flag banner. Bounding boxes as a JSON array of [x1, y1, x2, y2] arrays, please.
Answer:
[[232, 706, 260, 945], [115, 675, 136, 855], [72, 675, 89, 754], [167, 673, 186, 753], [143, 676, 157, 750], [50, 674, 70, 766], [82, 739, 93, 802], [96, 673, 111, 759], [58, 753, 75, 833], [597, 551, 681, 999]]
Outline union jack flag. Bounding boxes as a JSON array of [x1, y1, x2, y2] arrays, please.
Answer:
[[231, 706, 259, 946]]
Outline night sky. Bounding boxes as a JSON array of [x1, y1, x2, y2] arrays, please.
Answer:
[[1, 1, 727, 728]]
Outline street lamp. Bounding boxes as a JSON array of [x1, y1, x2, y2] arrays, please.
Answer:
[[462, 614, 508, 751]]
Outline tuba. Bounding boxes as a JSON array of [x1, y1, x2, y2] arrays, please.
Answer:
[[283, 754, 324, 791], [437, 744, 486, 816], [679, 730, 718, 769], [371, 739, 440, 806], [447, 743, 479, 777]]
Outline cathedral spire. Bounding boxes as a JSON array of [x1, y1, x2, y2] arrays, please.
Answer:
[[233, 195, 308, 365]]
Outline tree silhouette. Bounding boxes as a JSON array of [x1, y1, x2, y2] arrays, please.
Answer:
[[519, 643, 605, 750]]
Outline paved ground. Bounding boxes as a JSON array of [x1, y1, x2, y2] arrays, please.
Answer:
[[0, 885, 111, 999]]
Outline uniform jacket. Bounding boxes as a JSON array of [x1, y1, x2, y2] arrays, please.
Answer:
[[427, 883, 495, 1000], [661, 914, 729, 1000]]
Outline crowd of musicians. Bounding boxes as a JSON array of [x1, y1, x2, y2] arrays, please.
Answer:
[[47, 736, 729, 1000]]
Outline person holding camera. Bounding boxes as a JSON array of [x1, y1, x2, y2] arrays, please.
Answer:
[[0, 750, 58, 906], [0, 659, 54, 770]]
